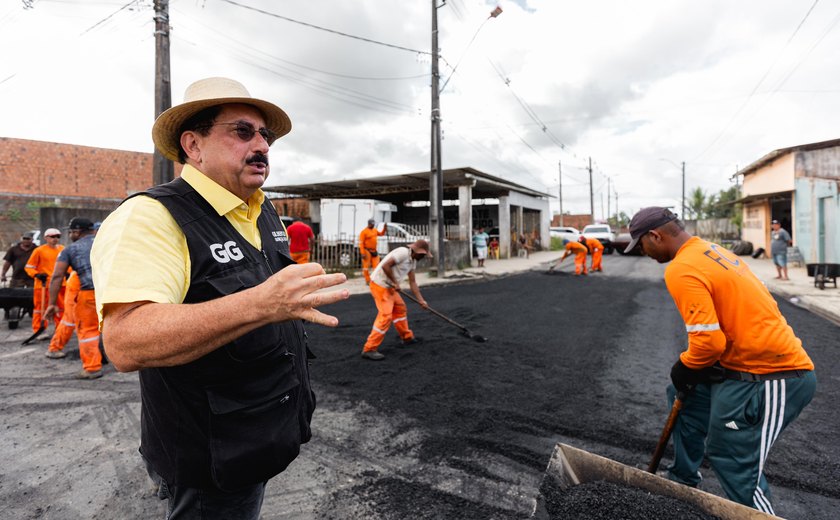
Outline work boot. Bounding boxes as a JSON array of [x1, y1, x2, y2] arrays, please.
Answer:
[[45, 350, 66, 359], [74, 369, 103, 380], [401, 337, 422, 346], [361, 350, 385, 361]]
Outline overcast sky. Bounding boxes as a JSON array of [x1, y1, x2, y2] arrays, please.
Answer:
[[1, 0, 838, 220]]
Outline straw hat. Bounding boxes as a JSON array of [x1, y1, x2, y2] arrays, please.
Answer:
[[152, 77, 292, 163]]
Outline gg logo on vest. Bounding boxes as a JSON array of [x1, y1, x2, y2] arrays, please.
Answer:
[[210, 241, 244, 263]]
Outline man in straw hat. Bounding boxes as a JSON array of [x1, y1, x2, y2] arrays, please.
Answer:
[[626, 206, 815, 514], [361, 239, 432, 360], [91, 77, 349, 517]]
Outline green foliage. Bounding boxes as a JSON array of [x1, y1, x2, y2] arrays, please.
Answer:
[[684, 184, 741, 222], [607, 211, 630, 230], [550, 236, 566, 251], [6, 208, 22, 222]]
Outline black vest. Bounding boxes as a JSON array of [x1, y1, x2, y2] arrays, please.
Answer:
[[134, 178, 315, 491]]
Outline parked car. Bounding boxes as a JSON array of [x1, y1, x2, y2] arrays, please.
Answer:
[[549, 226, 580, 244], [582, 224, 616, 254]]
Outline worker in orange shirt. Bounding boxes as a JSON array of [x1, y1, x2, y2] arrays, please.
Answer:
[[627, 206, 815, 514], [549, 237, 588, 275], [359, 219, 387, 285], [24, 227, 65, 334], [581, 235, 604, 272], [286, 218, 314, 264], [45, 270, 79, 359]]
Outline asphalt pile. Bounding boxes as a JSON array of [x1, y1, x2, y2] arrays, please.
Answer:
[[539, 480, 721, 520]]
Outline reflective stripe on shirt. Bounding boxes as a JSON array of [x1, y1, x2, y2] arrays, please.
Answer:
[[685, 322, 720, 332]]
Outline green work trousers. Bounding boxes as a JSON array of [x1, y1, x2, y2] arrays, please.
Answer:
[[665, 371, 816, 515]]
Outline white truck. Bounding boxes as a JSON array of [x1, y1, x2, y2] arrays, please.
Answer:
[[311, 198, 398, 266], [313, 198, 397, 244], [582, 224, 616, 254]]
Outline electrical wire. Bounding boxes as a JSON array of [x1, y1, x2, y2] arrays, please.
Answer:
[[220, 0, 430, 56], [691, 0, 822, 162]]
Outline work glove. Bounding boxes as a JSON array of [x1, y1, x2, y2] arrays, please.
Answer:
[[34, 273, 48, 283], [670, 359, 724, 394]]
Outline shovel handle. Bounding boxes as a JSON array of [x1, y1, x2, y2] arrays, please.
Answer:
[[400, 290, 469, 332], [647, 393, 685, 474]]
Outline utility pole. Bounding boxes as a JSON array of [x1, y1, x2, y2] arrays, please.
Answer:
[[607, 177, 611, 223], [558, 160, 563, 226], [588, 157, 594, 224], [153, 0, 173, 185], [681, 161, 686, 219], [429, 0, 444, 276]]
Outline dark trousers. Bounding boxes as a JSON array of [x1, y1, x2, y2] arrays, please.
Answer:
[[148, 463, 267, 520]]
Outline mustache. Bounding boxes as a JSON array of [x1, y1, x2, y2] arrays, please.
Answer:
[[246, 153, 269, 166]]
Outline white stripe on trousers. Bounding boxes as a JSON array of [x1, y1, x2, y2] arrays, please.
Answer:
[[753, 379, 786, 514]]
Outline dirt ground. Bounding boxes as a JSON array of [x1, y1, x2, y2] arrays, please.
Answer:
[[0, 255, 837, 519]]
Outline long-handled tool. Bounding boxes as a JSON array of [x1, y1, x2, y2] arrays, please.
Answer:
[[22, 282, 48, 345], [400, 291, 488, 343], [647, 391, 686, 474]]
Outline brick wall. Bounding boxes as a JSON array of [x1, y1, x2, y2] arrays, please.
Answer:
[[0, 137, 154, 198], [1, 137, 154, 249]]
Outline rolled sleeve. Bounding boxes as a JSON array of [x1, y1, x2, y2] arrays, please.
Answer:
[[91, 196, 190, 325]]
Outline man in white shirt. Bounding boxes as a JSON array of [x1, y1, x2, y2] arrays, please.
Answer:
[[362, 240, 432, 360]]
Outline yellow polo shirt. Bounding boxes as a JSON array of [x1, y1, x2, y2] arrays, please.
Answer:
[[91, 165, 266, 324]]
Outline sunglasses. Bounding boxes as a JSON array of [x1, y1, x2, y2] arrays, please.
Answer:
[[46, 234, 61, 238], [199, 121, 277, 146]]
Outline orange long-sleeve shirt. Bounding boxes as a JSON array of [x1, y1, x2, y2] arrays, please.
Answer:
[[565, 241, 587, 254], [24, 244, 65, 289], [359, 226, 385, 251], [584, 237, 603, 252], [665, 237, 813, 374]]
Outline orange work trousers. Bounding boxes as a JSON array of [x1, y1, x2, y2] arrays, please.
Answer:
[[574, 251, 588, 275], [291, 251, 310, 264], [363, 282, 414, 352], [49, 274, 80, 353], [590, 250, 603, 272], [75, 290, 102, 372], [31, 280, 64, 333], [361, 249, 380, 284]]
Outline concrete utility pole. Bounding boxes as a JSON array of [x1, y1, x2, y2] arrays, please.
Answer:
[[153, 0, 173, 186], [607, 177, 611, 222], [588, 157, 594, 224], [429, 0, 445, 276], [681, 161, 686, 219], [558, 160, 563, 226]]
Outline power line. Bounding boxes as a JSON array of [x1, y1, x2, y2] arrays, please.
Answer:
[[220, 0, 430, 56], [691, 0, 821, 162]]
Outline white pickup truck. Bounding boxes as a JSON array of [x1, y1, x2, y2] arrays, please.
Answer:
[[582, 224, 616, 254]]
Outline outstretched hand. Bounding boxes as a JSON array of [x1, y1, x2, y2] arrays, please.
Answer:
[[257, 263, 349, 327]]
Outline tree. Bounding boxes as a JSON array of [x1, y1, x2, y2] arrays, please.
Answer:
[[686, 187, 707, 219]]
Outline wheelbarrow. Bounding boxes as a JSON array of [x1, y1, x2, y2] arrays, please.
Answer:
[[530, 443, 781, 519], [0, 283, 33, 330]]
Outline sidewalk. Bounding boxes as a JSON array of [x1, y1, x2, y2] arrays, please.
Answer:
[[740, 256, 840, 327], [338, 251, 840, 327]]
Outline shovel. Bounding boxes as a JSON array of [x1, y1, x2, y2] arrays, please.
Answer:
[[22, 283, 48, 345], [647, 390, 686, 474], [400, 291, 488, 343]]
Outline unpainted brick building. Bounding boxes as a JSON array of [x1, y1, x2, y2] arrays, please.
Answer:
[[0, 137, 153, 250]]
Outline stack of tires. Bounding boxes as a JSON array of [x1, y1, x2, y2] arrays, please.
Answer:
[[729, 241, 754, 256]]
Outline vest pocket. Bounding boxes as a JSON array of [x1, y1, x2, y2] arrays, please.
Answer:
[[205, 266, 283, 362], [205, 356, 302, 491]]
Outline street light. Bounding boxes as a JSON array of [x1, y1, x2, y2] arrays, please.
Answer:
[[430, 4, 502, 275], [659, 158, 685, 219]]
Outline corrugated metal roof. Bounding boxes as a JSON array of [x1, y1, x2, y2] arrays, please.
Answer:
[[263, 166, 552, 203]]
